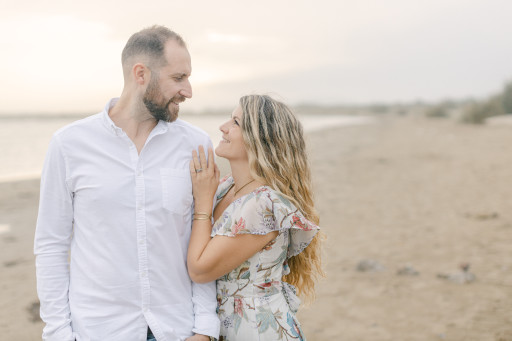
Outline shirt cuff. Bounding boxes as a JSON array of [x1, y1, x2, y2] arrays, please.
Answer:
[[42, 326, 76, 341], [192, 314, 220, 339]]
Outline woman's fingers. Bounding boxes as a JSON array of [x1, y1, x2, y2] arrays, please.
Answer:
[[214, 162, 220, 181], [192, 149, 201, 172], [207, 147, 215, 173], [192, 146, 217, 179], [190, 146, 218, 201], [198, 145, 207, 170], [189, 159, 196, 176]]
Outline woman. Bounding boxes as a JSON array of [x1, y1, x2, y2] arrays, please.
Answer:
[[187, 95, 323, 340]]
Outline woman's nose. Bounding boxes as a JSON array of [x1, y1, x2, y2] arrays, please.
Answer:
[[219, 121, 229, 133]]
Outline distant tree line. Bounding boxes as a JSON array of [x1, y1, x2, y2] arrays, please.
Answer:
[[423, 81, 512, 123], [460, 81, 512, 123]]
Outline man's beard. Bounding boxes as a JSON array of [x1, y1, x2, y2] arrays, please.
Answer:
[[143, 77, 185, 122]]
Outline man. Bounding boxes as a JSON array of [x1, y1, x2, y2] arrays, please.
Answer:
[[34, 26, 219, 341]]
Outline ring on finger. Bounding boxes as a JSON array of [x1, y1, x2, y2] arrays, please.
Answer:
[[195, 168, 203, 173]]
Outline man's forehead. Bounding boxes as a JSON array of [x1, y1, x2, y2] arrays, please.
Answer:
[[161, 42, 191, 73], [164, 40, 189, 59]]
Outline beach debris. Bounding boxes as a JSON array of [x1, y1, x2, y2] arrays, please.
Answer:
[[465, 212, 499, 221], [356, 259, 385, 272], [437, 263, 476, 284], [396, 265, 420, 276], [3, 259, 21, 268], [501, 223, 512, 229], [27, 301, 42, 323], [2, 235, 17, 243]]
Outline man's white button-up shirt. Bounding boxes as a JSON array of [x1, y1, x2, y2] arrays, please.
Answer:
[[34, 98, 220, 341]]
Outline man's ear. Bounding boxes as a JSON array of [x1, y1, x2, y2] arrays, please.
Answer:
[[133, 63, 150, 85]]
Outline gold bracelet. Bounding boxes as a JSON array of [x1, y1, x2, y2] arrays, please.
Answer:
[[193, 216, 211, 221], [194, 212, 211, 219]]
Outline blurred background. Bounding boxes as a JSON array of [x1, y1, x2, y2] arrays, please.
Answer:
[[1, 0, 511, 340]]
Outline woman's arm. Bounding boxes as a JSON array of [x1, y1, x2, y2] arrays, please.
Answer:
[[188, 219, 278, 283], [187, 146, 278, 283]]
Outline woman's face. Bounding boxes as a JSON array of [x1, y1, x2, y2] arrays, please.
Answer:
[[215, 105, 249, 162]]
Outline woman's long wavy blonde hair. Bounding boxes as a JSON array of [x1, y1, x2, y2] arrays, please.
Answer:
[[239, 94, 325, 302]]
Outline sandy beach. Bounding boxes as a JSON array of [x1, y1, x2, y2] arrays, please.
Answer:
[[1, 116, 511, 340]]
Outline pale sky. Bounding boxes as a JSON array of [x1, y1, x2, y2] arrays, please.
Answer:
[[2, 0, 512, 114]]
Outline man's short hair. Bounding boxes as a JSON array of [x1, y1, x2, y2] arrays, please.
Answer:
[[121, 25, 186, 74]]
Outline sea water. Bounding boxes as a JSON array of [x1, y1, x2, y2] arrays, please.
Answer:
[[0, 114, 373, 182]]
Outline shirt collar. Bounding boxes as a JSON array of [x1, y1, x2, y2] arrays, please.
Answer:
[[153, 119, 169, 136], [101, 98, 123, 136], [101, 97, 169, 136]]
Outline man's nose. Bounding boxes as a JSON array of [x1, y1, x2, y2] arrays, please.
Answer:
[[179, 79, 192, 99]]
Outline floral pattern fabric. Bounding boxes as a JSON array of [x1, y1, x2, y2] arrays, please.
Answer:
[[211, 176, 320, 341]]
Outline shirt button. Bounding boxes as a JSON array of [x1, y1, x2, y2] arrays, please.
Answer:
[[139, 239, 144, 245], [141, 271, 147, 277], [137, 170, 142, 176]]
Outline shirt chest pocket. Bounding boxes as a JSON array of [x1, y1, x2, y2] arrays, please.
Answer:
[[160, 168, 193, 215]]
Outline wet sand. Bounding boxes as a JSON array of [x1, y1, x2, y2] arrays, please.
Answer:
[[1, 116, 512, 340]]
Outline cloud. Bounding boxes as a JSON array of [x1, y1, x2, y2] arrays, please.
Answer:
[[2, 0, 512, 113], [1, 13, 124, 113]]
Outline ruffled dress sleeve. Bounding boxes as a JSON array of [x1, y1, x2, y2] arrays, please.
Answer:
[[212, 186, 319, 258]]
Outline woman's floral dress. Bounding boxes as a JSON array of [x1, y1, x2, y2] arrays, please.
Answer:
[[211, 176, 320, 341]]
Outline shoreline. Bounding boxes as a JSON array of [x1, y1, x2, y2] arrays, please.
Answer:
[[0, 114, 376, 183]]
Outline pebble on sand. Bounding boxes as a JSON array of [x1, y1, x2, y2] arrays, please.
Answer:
[[356, 259, 385, 272], [396, 265, 420, 276], [436, 263, 476, 284]]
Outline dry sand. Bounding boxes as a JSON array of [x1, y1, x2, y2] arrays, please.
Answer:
[[1, 116, 511, 340]]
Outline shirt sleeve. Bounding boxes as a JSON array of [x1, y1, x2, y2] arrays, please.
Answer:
[[190, 136, 220, 338], [34, 135, 76, 341], [191, 280, 220, 338]]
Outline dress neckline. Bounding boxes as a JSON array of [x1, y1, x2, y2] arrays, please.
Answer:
[[213, 176, 269, 226], [216, 176, 267, 203]]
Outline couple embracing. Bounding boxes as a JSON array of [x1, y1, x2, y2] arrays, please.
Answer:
[[34, 25, 323, 341]]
